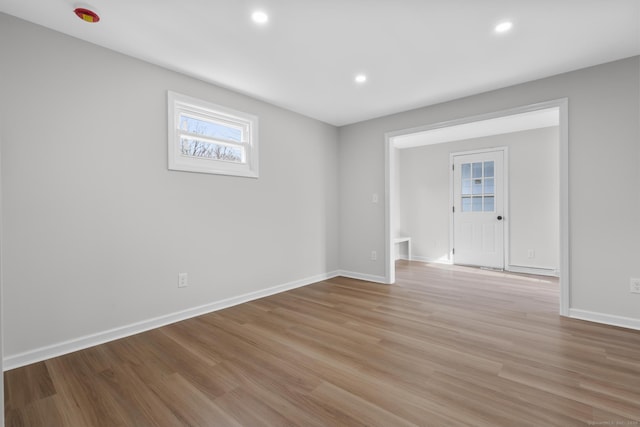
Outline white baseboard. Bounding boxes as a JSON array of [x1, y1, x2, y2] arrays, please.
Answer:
[[569, 309, 640, 331], [336, 270, 388, 284], [409, 255, 453, 265], [506, 265, 559, 277], [3, 271, 341, 371], [400, 258, 558, 275]]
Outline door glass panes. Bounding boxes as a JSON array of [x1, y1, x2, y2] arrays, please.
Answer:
[[484, 196, 494, 211], [462, 180, 471, 195], [461, 163, 471, 179], [460, 160, 496, 212], [484, 178, 494, 194], [484, 161, 494, 178], [472, 196, 483, 211], [462, 196, 471, 212], [472, 162, 482, 178], [472, 179, 483, 194]]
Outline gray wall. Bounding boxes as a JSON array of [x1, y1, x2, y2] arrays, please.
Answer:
[[0, 14, 339, 358], [339, 56, 640, 320], [1, 12, 639, 365], [397, 127, 559, 271]]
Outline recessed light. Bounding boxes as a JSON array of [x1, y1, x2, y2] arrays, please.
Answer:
[[494, 21, 513, 33], [252, 11, 269, 24], [355, 74, 367, 84]]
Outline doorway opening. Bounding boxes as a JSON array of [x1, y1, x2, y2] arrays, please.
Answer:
[[384, 99, 569, 316]]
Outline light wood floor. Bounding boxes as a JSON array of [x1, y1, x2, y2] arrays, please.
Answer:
[[5, 261, 640, 426]]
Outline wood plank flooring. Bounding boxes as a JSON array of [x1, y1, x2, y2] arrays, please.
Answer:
[[5, 261, 640, 426]]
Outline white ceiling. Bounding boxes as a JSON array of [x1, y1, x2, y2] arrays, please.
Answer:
[[393, 107, 559, 149], [1, 1, 638, 126]]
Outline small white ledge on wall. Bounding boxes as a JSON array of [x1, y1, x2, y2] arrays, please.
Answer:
[[394, 237, 412, 261]]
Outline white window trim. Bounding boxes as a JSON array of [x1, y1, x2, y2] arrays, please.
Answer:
[[167, 91, 259, 178]]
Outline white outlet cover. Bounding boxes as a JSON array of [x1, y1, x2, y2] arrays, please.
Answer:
[[178, 273, 188, 288]]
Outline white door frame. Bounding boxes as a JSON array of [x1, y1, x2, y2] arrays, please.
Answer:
[[384, 98, 569, 316], [0, 110, 4, 424], [449, 147, 509, 269]]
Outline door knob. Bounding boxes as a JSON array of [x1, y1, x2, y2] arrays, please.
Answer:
[[497, 215, 503, 220]]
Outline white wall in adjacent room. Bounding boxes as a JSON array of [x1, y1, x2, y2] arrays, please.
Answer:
[[396, 126, 559, 272]]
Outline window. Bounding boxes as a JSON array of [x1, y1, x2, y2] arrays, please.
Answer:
[[168, 91, 259, 177], [461, 161, 494, 212]]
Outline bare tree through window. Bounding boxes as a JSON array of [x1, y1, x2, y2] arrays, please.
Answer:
[[180, 138, 242, 161], [169, 91, 258, 177]]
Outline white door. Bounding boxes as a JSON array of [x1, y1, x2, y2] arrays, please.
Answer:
[[452, 149, 505, 269]]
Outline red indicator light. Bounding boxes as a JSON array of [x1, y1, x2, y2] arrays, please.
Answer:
[[74, 8, 100, 23]]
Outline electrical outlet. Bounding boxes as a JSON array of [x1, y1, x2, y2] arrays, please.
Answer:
[[371, 250, 377, 261], [630, 278, 640, 294], [178, 273, 188, 288], [372, 193, 379, 203], [527, 249, 535, 259]]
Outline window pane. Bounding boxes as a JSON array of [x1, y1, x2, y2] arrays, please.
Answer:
[[484, 178, 494, 194], [472, 178, 483, 195], [484, 196, 495, 212], [472, 196, 483, 211], [462, 179, 471, 195], [472, 162, 482, 178], [179, 115, 242, 142], [180, 138, 244, 162], [461, 196, 472, 212], [461, 163, 471, 179], [484, 161, 494, 178]]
